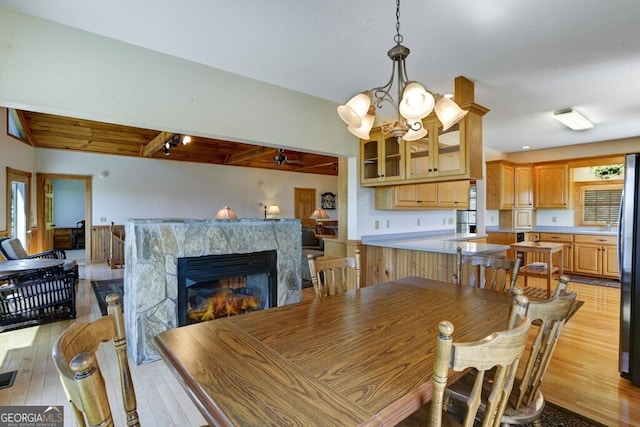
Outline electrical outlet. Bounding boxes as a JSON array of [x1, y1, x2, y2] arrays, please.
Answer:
[[374, 220, 379, 230], [417, 218, 421, 226], [448, 217, 454, 225], [491, 216, 494, 223], [552, 216, 557, 223], [442, 218, 446, 225], [386, 220, 390, 229], [100, 216, 107, 222]]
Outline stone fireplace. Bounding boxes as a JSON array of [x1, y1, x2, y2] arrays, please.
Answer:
[[124, 218, 302, 364]]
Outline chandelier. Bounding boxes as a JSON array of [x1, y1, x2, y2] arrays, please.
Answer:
[[337, 0, 468, 142]]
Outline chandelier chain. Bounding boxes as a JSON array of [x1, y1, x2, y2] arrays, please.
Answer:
[[394, 0, 403, 45]]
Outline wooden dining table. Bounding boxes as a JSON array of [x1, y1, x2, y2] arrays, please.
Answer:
[[154, 276, 513, 426]]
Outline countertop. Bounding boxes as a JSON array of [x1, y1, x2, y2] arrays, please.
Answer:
[[361, 231, 509, 255], [485, 226, 617, 236]]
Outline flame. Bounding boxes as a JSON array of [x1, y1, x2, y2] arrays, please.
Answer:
[[188, 290, 261, 323]]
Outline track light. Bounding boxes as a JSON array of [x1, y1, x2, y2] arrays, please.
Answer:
[[163, 134, 192, 156]]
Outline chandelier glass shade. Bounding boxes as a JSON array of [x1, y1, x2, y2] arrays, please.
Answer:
[[337, 0, 468, 142]]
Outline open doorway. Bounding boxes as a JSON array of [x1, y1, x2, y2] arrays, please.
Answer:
[[5, 167, 32, 250], [36, 173, 92, 263]]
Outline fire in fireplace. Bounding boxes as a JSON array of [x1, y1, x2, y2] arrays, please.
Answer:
[[177, 250, 277, 326]]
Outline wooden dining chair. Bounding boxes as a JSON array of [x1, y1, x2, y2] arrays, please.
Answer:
[[455, 249, 523, 293], [399, 312, 532, 427], [307, 249, 361, 298], [446, 285, 578, 426], [52, 294, 140, 427]]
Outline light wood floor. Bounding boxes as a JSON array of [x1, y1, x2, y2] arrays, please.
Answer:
[[1, 264, 639, 426]]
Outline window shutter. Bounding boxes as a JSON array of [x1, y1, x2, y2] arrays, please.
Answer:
[[582, 188, 622, 223]]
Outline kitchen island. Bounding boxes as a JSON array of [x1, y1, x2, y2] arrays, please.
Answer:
[[362, 231, 510, 286]]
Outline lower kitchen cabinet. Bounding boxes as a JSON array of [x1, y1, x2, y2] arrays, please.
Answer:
[[573, 234, 618, 278]]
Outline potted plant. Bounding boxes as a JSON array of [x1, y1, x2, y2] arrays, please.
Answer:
[[594, 164, 624, 179]]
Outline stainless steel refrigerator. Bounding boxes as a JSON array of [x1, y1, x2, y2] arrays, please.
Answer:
[[619, 152, 640, 385]]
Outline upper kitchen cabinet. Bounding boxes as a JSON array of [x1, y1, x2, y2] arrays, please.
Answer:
[[360, 77, 488, 187], [486, 161, 515, 209], [360, 129, 405, 186], [514, 165, 534, 208], [486, 161, 533, 210], [534, 163, 571, 209]]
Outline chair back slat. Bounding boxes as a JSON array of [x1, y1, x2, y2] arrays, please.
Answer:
[[307, 250, 360, 298], [456, 251, 523, 293]]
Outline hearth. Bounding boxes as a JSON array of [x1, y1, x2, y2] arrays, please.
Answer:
[[177, 250, 277, 326]]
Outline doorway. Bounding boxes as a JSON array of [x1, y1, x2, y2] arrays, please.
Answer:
[[294, 187, 316, 228], [36, 173, 92, 263], [5, 168, 32, 250]]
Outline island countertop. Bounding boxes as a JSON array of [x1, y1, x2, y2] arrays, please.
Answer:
[[361, 231, 509, 255]]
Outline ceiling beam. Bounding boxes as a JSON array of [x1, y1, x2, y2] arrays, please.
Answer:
[[141, 131, 174, 157], [227, 146, 279, 164]]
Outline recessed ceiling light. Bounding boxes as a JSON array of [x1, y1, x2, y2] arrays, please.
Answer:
[[522, 145, 530, 150]]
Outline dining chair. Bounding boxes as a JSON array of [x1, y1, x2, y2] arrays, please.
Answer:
[[446, 285, 578, 426], [307, 249, 361, 298], [399, 312, 532, 426], [52, 293, 140, 427], [455, 248, 523, 293]]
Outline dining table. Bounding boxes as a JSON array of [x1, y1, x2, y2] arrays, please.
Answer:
[[153, 276, 514, 426]]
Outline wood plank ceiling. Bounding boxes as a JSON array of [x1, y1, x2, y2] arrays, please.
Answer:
[[14, 110, 339, 176]]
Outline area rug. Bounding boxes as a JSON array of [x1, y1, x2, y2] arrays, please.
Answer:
[[532, 401, 607, 427], [91, 279, 124, 316], [565, 273, 620, 289]]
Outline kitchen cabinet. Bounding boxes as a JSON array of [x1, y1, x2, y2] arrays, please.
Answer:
[[486, 232, 517, 260], [362, 76, 488, 187], [534, 163, 570, 209], [498, 209, 534, 230], [360, 130, 405, 186], [486, 161, 515, 209], [573, 234, 618, 278], [374, 181, 469, 209], [514, 165, 534, 208], [538, 233, 573, 272]]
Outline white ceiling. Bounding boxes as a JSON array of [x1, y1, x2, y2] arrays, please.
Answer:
[[2, 0, 639, 154]]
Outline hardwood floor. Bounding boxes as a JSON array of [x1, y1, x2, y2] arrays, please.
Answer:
[[1, 264, 638, 426]]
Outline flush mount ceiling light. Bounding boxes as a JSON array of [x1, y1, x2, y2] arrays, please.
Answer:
[[552, 108, 594, 131], [163, 134, 192, 155], [337, 0, 467, 142]]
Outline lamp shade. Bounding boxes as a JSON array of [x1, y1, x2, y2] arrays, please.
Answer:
[[347, 110, 375, 139], [267, 205, 280, 219], [309, 208, 329, 220], [434, 97, 468, 131], [402, 121, 428, 141], [214, 206, 237, 220], [337, 93, 371, 128], [399, 82, 435, 120]]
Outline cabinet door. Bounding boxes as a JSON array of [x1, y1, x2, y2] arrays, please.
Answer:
[[534, 164, 570, 208], [406, 134, 431, 179], [603, 244, 619, 278], [513, 209, 533, 229], [514, 165, 534, 208], [393, 183, 437, 207], [361, 133, 405, 186], [573, 243, 602, 275], [437, 181, 469, 208], [434, 122, 464, 176]]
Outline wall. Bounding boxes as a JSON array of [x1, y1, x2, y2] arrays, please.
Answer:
[[35, 149, 338, 225]]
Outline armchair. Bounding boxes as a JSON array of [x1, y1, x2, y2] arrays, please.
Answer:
[[0, 237, 78, 280]]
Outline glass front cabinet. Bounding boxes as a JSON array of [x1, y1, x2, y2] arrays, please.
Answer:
[[360, 130, 405, 186]]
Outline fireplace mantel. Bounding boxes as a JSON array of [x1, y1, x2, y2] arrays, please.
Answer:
[[124, 218, 302, 364]]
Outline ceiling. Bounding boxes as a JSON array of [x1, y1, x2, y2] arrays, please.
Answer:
[[13, 110, 339, 176], [1, 0, 639, 155]]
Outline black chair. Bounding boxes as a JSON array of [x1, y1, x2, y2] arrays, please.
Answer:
[[0, 237, 78, 280], [73, 220, 86, 249]]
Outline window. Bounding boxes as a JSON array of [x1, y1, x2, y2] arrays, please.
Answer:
[[6, 109, 28, 142], [576, 182, 623, 226]]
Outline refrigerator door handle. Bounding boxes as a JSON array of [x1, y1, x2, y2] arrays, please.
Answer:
[[618, 191, 624, 278]]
